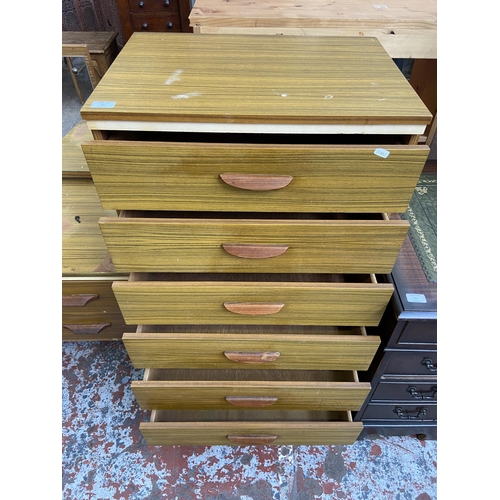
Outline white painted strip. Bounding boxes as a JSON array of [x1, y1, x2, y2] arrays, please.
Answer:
[[87, 120, 426, 135]]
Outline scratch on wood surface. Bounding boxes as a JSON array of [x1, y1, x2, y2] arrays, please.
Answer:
[[171, 92, 202, 99], [165, 69, 183, 85]]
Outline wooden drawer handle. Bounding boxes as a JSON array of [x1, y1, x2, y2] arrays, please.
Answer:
[[62, 294, 99, 307], [62, 323, 111, 335], [220, 173, 292, 191], [224, 351, 281, 363], [226, 396, 278, 407], [227, 434, 278, 445], [222, 243, 289, 259], [223, 302, 284, 315]]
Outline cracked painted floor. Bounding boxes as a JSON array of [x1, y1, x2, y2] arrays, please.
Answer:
[[62, 341, 437, 500]]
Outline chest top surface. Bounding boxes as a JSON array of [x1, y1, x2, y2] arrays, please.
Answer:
[[80, 33, 431, 128]]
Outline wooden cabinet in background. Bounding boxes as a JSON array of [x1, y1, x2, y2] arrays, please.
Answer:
[[117, 0, 193, 41], [355, 231, 437, 439]]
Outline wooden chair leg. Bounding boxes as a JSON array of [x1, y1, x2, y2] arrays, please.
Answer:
[[65, 57, 84, 104]]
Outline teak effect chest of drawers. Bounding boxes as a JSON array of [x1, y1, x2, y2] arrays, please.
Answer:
[[62, 121, 136, 341], [80, 33, 431, 445]]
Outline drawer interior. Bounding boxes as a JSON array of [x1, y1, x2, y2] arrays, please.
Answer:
[[129, 272, 379, 283], [118, 211, 390, 221], [150, 409, 353, 423], [136, 323, 368, 336], [143, 368, 359, 383], [106, 130, 410, 146]]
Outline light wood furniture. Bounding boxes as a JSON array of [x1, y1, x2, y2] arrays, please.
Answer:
[[80, 32, 431, 445], [188, 0, 437, 145], [62, 121, 135, 341], [189, 0, 436, 59], [62, 32, 119, 104], [62, 31, 119, 82], [116, 0, 193, 42], [62, 44, 99, 104]]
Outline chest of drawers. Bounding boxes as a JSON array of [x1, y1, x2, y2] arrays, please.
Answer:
[[116, 0, 192, 42], [62, 121, 136, 341], [355, 223, 437, 439], [80, 32, 431, 444]]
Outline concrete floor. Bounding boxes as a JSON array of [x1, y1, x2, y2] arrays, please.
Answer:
[[62, 55, 438, 500]]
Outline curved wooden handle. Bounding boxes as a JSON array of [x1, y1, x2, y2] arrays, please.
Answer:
[[224, 351, 281, 363], [222, 243, 289, 259], [225, 396, 278, 407], [62, 323, 110, 335], [220, 173, 292, 191], [223, 302, 284, 315], [62, 294, 99, 307], [227, 434, 278, 445]]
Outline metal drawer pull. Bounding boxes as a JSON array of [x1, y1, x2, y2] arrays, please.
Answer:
[[62, 294, 98, 307], [222, 243, 289, 259], [224, 351, 281, 363], [393, 407, 428, 420], [220, 173, 293, 191], [421, 358, 437, 372], [406, 386, 437, 400], [225, 396, 278, 407], [62, 323, 110, 335], [223, 302, 284, 315], [227, 434, 278, 445]]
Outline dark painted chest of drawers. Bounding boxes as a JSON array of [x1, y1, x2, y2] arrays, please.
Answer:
[[117, 0, 193, 42], [355, 224, 437, 439]]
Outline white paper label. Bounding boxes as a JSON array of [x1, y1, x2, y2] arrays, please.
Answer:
[[374, 148, 390, 158], [406, 293, 427, 303], [90, 101, 116, 108]]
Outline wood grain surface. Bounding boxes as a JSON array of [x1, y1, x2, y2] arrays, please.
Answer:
[[141, 409, 362, 445], [113, 275, 394, 326], [123, 329, 380, 370], [99, 214, 409, 274], [80, 33, 432, 126], [62, 179, 119, 275], [131, 368, 370, 410], [82, 142, 429, 212], [189, 0, 437, 59], [62, 121, 93, 178]]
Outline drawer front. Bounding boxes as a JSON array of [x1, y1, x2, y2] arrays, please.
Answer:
[[140, 410, 363, 445], [362, 403, 437, 422], [123, 331, 380, 370], [383, 350, 437, 377], [113, 279, 394, 326], [395, 320, 437, 346], [371, 381, 437, 402], [132, 378, 371, 411], [131, 14, 182, 32], [82, 142, 429, 213], [62, 322, 129, 341], [128, 0, 179, 13], [62, 280, 135, 340], [100, 216, 409, 274], [62, 178, 118, 275]]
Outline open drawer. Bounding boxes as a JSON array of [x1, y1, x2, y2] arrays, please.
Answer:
[[123, 324, 380, 371], [113, 272, 394, 326], [82, 136, 429, 214], [99, 212, 409, 274], [140, 409, 363, 445], [132, 368, 371, 411]]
